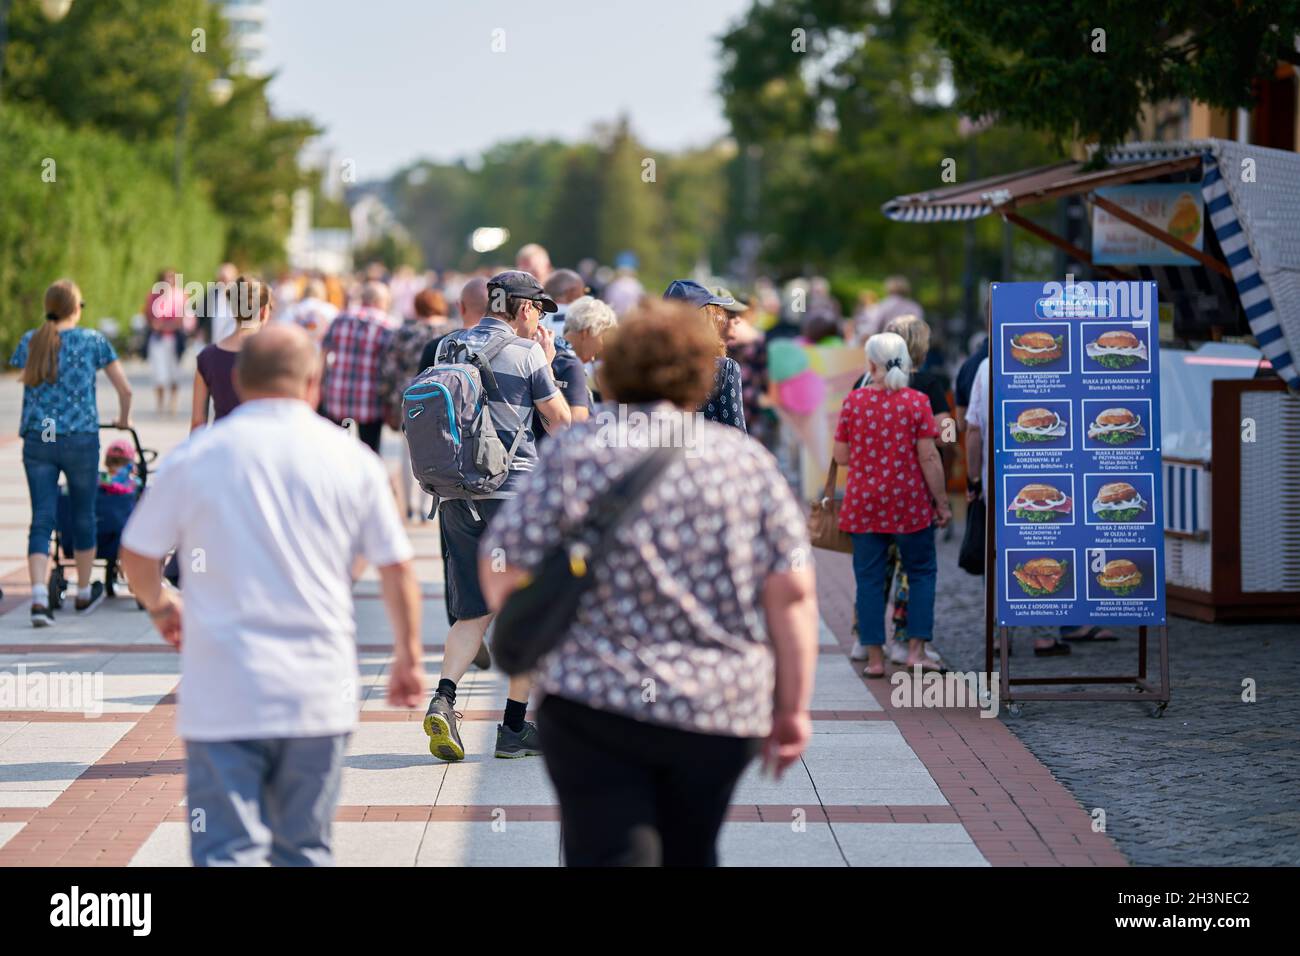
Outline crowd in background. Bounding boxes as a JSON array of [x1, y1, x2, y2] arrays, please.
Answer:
[[12, 240, 1002, 868]]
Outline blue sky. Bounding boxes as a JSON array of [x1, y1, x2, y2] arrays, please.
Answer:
[[265, 0, 755, 180]]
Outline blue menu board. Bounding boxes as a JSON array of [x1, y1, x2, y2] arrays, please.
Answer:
[[991, 280, 1166, 627]]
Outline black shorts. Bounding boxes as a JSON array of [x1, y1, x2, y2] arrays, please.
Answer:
[[438, 497, 506, 620]]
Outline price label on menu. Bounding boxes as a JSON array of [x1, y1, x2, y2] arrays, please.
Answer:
[[990, 280, 1166, 627]]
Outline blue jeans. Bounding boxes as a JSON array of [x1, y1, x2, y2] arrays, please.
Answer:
[[185, 734, 349, 867], [22, 432, 99, 555], [851, 527, 937, 646]]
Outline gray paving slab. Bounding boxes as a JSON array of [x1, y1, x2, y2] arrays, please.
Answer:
[[718, 822, 846, 866], [416, 821, 560, 866], [0, 822, 26, 851], [830, 823, 988, 866], [339, 723, 446, 806]]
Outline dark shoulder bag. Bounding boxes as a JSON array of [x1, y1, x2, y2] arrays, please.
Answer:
[[959, 496, 985, 575], [492, 445, 682, 676]]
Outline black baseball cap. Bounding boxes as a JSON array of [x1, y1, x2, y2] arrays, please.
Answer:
[[487, 270, 558, 313]]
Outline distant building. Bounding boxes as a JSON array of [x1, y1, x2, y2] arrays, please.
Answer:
[[216, 0, 269, 77]]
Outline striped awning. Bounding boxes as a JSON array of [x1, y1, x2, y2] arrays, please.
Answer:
[[881, 139, 1300, 392], [1109, 140, 1300, 392], [880, 157, 1200, 222]]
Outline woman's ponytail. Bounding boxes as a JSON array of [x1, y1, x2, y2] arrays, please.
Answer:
[[865, 331, 913, 391], [22, 280, 81, 388]]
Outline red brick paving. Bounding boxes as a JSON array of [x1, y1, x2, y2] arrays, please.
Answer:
[[0, 690, 184, 867]]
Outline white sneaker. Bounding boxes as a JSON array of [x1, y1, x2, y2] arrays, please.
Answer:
[[849, 643, 872, 661]]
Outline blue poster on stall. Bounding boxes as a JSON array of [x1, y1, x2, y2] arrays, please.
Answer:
[[990, 280, 1166, 628]]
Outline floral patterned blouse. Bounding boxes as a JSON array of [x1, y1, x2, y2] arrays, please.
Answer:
[[833, 385, 939, 534], [482, 405, 808, 738], [10, 327, 117, 437]]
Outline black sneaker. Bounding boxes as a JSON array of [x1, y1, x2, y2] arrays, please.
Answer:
[[495, 720, 543, 759], [423, 692, 465, 762], [75, 581, 105, 615], [473, 641, 492, 671], [31, 604, 54, 628]]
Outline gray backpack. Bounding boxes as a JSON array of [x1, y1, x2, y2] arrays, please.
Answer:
[[401, 336, 528, 500]]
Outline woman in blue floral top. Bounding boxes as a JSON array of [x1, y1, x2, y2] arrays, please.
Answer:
[[10, 280, 133, 627]]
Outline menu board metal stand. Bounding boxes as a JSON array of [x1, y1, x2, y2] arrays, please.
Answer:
[[981, 281, 1171, 715], [983, 437, 1171, 714]]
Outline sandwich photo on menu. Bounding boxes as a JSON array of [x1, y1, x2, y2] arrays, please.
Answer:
[[1009, 330, 1064, 367], [1012, 556, 1068, 597], [1087, 407, 1145, 445], [1085, 329, 1148, 369], [1008, 483, 1072, 523], [1009, 407, 1067, 443], [1092, 481, 1148, 522], [1096, 558, 1143, 597]]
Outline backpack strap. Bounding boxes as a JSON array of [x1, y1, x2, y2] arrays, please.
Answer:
[[464, 335, 530, 466]]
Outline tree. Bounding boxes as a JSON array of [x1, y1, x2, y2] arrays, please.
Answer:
[[920, 0, 1300, 152], [718, 0, 1057, 312], [393, 161, 484, 271], [3, 0, 316, 269], [596, 117, 663, 279], [353, 231, 425, 273], [544, 144, 603, 268]]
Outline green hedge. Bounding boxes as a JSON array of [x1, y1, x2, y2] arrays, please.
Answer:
[[0, 106, 225, 357]]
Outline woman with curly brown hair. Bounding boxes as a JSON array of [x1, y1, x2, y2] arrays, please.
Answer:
[[478, 300, 817, 866]]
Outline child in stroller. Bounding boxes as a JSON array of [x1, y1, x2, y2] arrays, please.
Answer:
[[49, 429, 153, 608]]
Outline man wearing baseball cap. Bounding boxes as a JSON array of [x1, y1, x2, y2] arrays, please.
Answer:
[[663, 280, 747, 431], [421, 270, 573, 762]]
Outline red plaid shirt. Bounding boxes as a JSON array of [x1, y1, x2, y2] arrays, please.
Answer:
[[320, 308, 398, 424]]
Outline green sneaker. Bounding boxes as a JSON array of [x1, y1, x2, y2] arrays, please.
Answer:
[[423, 692, 465, 762], [494, 720, 543, 759]]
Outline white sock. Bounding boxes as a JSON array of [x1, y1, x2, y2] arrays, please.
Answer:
[[31, 585, 49, 606], [78, 585, 92, 601]]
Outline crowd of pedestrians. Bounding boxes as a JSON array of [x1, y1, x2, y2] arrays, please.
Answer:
[[12, 241, 1017, 867]]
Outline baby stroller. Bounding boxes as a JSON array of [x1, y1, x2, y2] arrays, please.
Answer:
[[47, 424, 157, 609]]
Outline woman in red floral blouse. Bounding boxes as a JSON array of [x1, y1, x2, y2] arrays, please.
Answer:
[[833, 331, 951, 677]]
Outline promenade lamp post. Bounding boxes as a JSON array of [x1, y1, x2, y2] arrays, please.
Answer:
[[0, 0, 75, 102]]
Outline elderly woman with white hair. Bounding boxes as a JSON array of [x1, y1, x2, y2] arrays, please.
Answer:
[[534, 296, 618, 443], [558, 295, 618, 408], [833, 331, 951, 678]]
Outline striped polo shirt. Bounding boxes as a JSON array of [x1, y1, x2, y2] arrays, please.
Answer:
[[435, 317, 559, 497]]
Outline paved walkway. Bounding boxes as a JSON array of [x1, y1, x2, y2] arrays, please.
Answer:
[[838, 512, 1300, 867], [0, 362, 1123, 866]]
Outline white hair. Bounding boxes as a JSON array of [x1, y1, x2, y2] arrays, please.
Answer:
[[865, 331, 912, 391], [563, 295, 617, 339]]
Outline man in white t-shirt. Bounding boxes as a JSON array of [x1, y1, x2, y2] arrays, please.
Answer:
[[964, 356, 990, 495], [120, 325, 424, 866]]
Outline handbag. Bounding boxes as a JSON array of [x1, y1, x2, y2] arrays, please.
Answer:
[[959, 496, 986, 575], [808, 460, 854, 553], [491, 445, 683, 676]]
